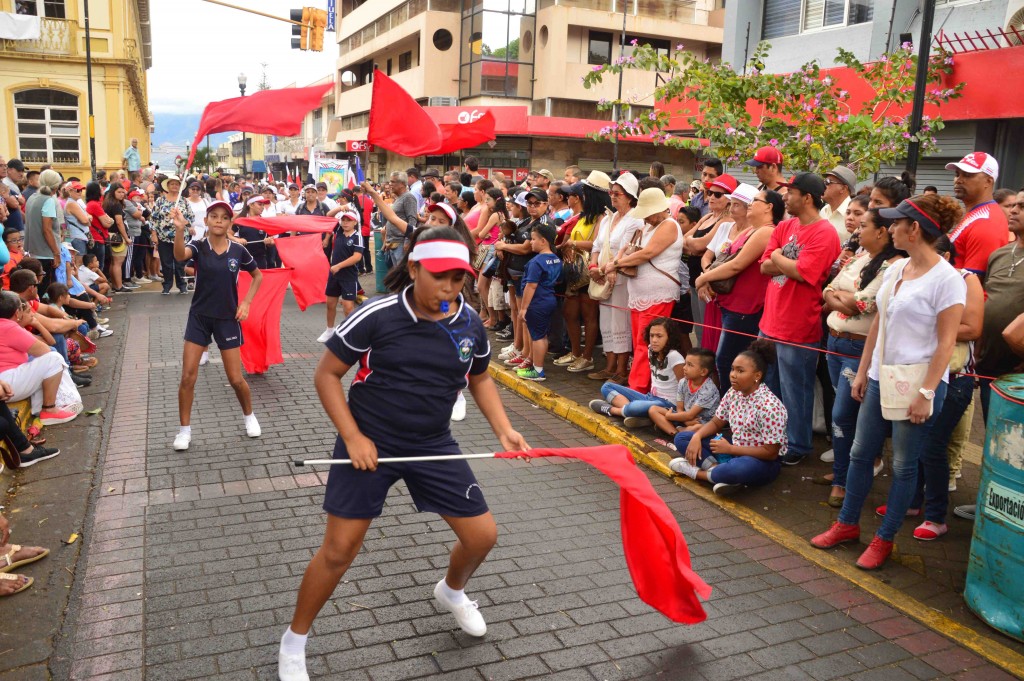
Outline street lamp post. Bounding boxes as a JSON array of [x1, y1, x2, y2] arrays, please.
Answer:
[[238, 73, 247, 176]]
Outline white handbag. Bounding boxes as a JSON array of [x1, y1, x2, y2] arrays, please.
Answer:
[[587, 213, 614, 301], [876, 268, 932, 422]]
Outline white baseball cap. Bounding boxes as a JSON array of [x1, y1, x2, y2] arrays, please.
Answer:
[[945, 152, 999, 180]]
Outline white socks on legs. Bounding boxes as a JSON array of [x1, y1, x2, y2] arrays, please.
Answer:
[[436, 579, 469, 605], [280, 627, 308, 656]]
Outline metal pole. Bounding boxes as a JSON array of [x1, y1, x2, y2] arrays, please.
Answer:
[[905, 0, 936, 182], [84, 0, 97, 178], [239, 83, 247, 176], [201, 0, 308, 27], [613, 0, 627, 171], [206, 134, 210, 173]]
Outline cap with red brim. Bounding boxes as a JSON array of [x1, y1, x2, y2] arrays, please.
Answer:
[[206, 200, 234, 216], [426, 202, 457, 225], [409, 238, 475, 275]]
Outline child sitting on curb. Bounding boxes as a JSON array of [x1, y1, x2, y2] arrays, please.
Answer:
[[669, 339, 787, 496], [648, 348, 719, 436], [589, 318, 685, 428]]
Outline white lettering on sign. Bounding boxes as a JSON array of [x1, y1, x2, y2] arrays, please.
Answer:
[[983, 480, 1024, 531], [457, 110, 485, 124]]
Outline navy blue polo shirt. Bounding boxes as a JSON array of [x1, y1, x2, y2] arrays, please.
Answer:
[[331, 228, 364, 277], [325, 287, 490, 448], [234, 223, 268, 263], [184, 239, 257, 319], [522, 252, 562, 299]]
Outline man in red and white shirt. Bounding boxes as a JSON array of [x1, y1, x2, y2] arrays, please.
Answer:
[[946, 152, 1008, 275]]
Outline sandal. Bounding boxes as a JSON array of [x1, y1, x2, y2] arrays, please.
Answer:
[[29, 435, 46, 446], [79, 357, 99, 368], [0, 573, 32, 596], [0, 544, 50, 573]]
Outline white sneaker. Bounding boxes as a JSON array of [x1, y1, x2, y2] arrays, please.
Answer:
[[497, 344, 516, 360], [199, 351, 209, 366], [133, 276, 152, 284], [316, 328, 335, 343], [246, 415, 262, 438], [278, 649, 310, 681], [668, 457, 699, 479], [98, 327, 114, 338], [173, 431, 191, 451], [433, 579, 486, 637], [451, 392, 467, 422], [820, 449, 834, 463]]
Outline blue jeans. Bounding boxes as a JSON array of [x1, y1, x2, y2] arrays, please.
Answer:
[[70, 238, 89, 257], [600, 382, 674, 418], [825, 335, 865, 489], [838, 379, 947, 541], [673, 431, 781, 487], [51, 333, 69, 365], [716, 307, 762, 396], [911, 373, 975, 523], [762, 335, 819, 459]]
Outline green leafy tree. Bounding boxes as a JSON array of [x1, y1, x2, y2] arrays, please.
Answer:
[[258, 62, 271, 91], [583, 41, 963, 178], [491, 38, 520, 60], [190, 146, 218, 173]]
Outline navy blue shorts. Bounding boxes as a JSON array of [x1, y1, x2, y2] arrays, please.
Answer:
[[325, 273, 359, 300], [184, 312, 243, 350], [525, 301, 555, 341], [323, 437, 489, 519]]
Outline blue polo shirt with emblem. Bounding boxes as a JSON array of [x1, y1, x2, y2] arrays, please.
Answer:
[[331, 228, 365, 279], [325, 287, 490, 449], [184, 239, 257, 319]]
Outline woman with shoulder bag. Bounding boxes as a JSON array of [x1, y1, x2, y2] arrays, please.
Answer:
[[697, 188, 783, 395], [811, 194, 966, 570], [684, 174, 735, 346], [606, 187, 684, 394], [102, 185, 132, 292], [556, 173, 611, 374], [588, 172, 642, 383]]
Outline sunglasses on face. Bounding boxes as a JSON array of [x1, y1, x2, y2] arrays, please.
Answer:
[[526, 201, 545, 207], [751, 197, 770, 205], [708, 191, 727, 198]]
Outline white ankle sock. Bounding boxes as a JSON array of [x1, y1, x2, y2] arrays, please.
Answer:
[[438, 579, 468, 604], [280, 627, 307, 655], [178, 425, 191, 436]]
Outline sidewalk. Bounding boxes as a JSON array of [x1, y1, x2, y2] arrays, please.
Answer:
[[485, 329, 1024, 665]]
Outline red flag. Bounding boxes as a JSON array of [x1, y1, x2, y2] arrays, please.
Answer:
[[495, 445, 711, 623], [234, 214, 337, 236], [275, 234, 329, 311], [238, 268, 292, 374], [267, 168, 275, 183], [186, 83, 333, 168], [368, 70, 495, 156]]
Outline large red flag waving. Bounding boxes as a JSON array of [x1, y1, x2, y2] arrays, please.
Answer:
[[368, 70, 495, 156], [238, 268, 292, 374], [186, 83, 333, 168], [234, 214, 337, 236], [275, 234, 329, 311], [495, 446, 711, 623]]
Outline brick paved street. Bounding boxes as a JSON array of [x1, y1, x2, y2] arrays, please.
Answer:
[[3, 284, 1021, 680]]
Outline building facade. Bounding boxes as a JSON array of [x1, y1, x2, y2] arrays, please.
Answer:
[[216, 132, 267, 179], [333, 0, 725, 181], [264, 76, 336, 183], [719, 0, 1024, 192], [0, 0, 153, 180]]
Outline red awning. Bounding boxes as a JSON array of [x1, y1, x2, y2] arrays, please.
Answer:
[[422, 105, 652, 142]]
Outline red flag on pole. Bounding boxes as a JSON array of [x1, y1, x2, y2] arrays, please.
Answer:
[[368, 70, 495, 156], [186, 83, 333, 168], [234, 214, 337, 236], [275, 233, 329, 311], [237, 268, 292, 374], [494, 446, 711, 623]]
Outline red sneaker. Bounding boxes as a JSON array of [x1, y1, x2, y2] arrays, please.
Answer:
[[856, 536, 894, 570], [874, 505, 922, 518], [810, 521, 860, 549], [39, 408, 78, 426]]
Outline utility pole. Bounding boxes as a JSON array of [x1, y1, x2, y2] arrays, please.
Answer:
[[613, 0, 628, 172], [905, 0, 937, 183], [84, 0, 97, 178], [238, 73, 247, 176]]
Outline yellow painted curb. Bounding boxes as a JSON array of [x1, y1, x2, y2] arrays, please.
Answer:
[[489, 361, 1024, 679]]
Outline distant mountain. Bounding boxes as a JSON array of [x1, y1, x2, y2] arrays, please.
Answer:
[[151, 113, 232, 168]]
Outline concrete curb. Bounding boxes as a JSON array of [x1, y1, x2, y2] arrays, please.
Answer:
[[488, 361, 1024, 678]]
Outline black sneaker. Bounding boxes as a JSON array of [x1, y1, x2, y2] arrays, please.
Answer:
[[162, 290, 171, 296], [71, 373, 92, 388], [781, 451, 806, 466], [19, 446, 60, 468]]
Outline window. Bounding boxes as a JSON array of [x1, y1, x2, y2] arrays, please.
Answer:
[[14, 89, 79, 165], [588, 31, 612, 65], [399, 50, 413, 71], [762, 0, 872, 39], [624, 35, 671, 59], [460, 0, 536, 99], [312, 109, 323, 139]]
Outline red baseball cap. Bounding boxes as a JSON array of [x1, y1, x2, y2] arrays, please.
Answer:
[[206, 200, 234, 216], [945, 152, 999, 180], [67, 181, 85, 191], [127, 190, 145, 199], [745, 146, 784, 167], [426, 202, 458, 226]]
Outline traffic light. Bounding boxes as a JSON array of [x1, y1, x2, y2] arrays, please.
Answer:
[[290, 8, 310, 50], [309, 8, 328, 52]]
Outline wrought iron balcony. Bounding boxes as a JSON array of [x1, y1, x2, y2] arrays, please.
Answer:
[[1, 17, 77, 57]]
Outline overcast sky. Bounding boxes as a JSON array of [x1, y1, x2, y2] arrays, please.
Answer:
[[148, 0, 336, 114]]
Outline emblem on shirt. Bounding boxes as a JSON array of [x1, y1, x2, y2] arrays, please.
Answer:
[[771, 237, 804, 288], [458, 337, 474, 363], [228, 258, 239, 273]]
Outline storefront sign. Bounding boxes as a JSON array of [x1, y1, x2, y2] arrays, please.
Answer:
[[346, 140, 375, 152], [515, 168, 529, 182]]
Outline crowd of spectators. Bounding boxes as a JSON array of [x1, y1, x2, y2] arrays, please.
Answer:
[[363, 151, 1023, 572]]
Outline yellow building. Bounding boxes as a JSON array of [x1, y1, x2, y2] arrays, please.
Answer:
[[0, 0, 152, 180]]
